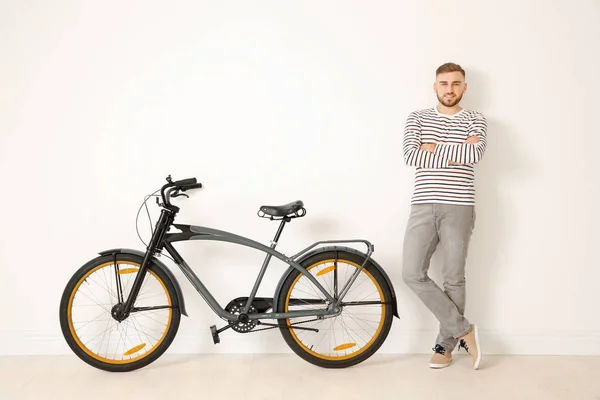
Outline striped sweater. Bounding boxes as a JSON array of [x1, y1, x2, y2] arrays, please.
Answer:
[[402, 107, 488, 205]]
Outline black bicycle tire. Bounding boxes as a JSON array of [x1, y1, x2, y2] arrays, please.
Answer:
[[59, 253, 181, 372], [276, 250, 394, 368]]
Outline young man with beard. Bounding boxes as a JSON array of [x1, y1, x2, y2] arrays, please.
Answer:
[[401, 62, 487, 370]]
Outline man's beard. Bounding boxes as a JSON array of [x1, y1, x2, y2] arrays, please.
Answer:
[[437, 93, 463, 107]]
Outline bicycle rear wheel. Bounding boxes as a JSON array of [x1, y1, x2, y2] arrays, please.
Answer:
[[276, 250, 394, 368], [59, 253, 181, 372]]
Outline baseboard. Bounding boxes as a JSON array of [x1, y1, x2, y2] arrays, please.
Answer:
[[378, 328, 600, 356], [1, 328, 598, 356]]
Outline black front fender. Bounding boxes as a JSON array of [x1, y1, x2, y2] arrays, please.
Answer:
[[99, 248, 188, 317], [273, 246, 399, 318]]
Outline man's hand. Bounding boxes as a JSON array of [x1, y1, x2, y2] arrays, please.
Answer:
[[421, 136, 480, 166], [448, 136, 480, 166], [420, 143, 437, 153], [465, 135, 480, 144]]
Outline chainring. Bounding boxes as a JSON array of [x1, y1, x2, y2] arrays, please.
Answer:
[[225, 299, 258, 333]]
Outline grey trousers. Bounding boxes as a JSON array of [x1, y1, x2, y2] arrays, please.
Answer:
[[401, 203, 476, 351]]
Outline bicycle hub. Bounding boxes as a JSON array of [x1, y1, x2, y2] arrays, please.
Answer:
[[111, 303, 129, 322]]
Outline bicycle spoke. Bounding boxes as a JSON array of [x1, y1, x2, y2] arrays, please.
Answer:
[[67, 261, 173, 365], [283, 258, 386, 360]]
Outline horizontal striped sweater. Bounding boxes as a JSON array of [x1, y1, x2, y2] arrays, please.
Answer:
[[402, 107, 488, 205]]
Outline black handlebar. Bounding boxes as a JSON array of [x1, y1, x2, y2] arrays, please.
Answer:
[[160, 175, 202, 212], [181, 183, 203, 191], [173, 178, 197, 187]]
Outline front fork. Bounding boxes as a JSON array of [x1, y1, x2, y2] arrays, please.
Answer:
[[114, 209, 174, 320]]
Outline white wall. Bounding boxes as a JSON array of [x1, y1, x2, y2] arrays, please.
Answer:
[[1, 0, 598, 356]]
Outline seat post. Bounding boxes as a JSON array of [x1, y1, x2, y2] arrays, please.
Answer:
[[271, 216, 291, 248]]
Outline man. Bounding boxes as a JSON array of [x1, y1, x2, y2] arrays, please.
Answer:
[[401, 62, 487, 370]]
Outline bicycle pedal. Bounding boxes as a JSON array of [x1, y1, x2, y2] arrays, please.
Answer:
[[210, 325, 220, 344]]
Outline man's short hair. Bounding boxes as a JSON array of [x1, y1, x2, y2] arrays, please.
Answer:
[[436, 63, 465, 78]]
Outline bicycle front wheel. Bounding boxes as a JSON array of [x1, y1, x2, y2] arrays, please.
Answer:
[[59, 253, 181, 372], [276, 250, 394, 368]]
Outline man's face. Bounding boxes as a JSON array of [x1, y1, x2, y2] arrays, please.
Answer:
[[434, 71, 467, 107]]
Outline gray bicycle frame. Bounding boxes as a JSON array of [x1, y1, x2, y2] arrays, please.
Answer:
[[162, 223, 374, 322]]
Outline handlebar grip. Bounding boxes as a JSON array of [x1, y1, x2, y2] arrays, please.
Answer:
[[173, 178, 197, 187], [181, 182, 203, 191]]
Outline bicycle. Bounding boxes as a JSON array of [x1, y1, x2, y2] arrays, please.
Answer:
[[59, 175, 399, 372]]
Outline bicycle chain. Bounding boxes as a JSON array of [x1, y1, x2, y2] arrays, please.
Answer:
[[250, 318, 321, 333]]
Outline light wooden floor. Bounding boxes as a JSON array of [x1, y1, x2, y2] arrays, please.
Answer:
[[1, 354, 599, 399]]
